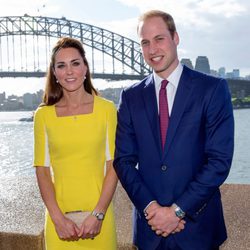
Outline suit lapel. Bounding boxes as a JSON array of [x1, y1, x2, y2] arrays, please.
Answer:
[[164, 67, 194, 156], [142, 75, 162, 156]]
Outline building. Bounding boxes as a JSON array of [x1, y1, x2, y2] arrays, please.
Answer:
[[210, 70, 219, 77], [23, 93, 34, 109], [218, 67, 226, 78], [227, 79, 250, 98], [180, 58, 193, 69], [0, 92, 6, 103], [232, 69, 240, 78], [195, 56, 210, 74]]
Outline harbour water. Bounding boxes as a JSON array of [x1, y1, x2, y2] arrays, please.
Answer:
[[0, 109, 249, 184]]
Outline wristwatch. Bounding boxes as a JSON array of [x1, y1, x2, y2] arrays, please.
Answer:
[[172, 203, 185, 219], [91, 211, 105, 221]]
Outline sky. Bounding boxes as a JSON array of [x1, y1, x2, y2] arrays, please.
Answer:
[[0, 0, 249, 96]]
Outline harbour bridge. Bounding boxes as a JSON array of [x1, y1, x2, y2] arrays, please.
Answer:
[[0, 15, 151, 80]]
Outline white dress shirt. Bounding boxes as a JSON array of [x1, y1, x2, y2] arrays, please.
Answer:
[[153, 62, 183, 115]]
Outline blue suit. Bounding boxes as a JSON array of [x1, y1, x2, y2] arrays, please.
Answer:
[[114, 66, 234, 250]]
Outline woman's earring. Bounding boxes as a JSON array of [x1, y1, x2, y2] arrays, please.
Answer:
[[84, 76, 86, 80], [56, 79, 59, 83]]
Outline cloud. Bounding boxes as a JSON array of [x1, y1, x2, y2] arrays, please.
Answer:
[[0, 0, 50, 16], [116, 0, 250, 76], [196, 0, 246, 17], [117, 0, 247, 22], [90, 18, 138, 41]]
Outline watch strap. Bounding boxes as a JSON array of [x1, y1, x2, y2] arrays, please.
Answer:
[[91, 210, 105, 221], [172, 203, 185, 219]]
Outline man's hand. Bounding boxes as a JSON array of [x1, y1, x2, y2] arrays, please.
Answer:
[[145, 202, 185, 237]]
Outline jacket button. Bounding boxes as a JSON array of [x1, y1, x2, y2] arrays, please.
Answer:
[[161, 165, 167, 171]]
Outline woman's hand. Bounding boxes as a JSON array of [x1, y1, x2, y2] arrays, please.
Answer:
[[78, 214, 103, 239], [36, 167, 80, 240], [53, 215, 80, 241]]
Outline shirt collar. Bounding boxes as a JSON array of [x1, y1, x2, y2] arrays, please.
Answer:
[[153, 62, 183, 89]]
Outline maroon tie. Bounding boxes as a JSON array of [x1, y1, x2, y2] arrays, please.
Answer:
[[159, 80, 169, 149]]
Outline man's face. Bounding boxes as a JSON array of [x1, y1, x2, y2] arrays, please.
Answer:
[[138, 16, 179, 78]]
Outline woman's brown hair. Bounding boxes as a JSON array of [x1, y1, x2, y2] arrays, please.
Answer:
[[43, 37, 98, 105]]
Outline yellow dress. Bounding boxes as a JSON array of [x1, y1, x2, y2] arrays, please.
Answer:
[[33, 95, 117, 250]]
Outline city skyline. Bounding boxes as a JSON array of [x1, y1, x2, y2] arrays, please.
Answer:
[[0, 53, 248, 96], [1, 76, 250, 112]]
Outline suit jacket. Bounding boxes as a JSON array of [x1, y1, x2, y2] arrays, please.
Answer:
[[114, 66, 234, 250]]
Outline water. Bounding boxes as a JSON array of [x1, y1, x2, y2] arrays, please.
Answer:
[[0, 110, 249, 184], [0, 111, 35, 177], [228, 109, 250, 183]]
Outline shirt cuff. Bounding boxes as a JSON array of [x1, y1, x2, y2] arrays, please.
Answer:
[[143, 200, 157, 216]]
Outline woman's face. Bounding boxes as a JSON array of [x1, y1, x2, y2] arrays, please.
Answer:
[[53, 47, 87, 93]]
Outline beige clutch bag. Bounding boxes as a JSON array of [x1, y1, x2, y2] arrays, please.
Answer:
[[65, 210, 91, 227]]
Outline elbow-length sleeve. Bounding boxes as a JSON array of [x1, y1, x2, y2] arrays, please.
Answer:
[[105, 102, 117, 161], [33, 107, 50, 167]]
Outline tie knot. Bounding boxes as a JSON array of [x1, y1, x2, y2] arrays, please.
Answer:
[[161, 80, 168, 89]]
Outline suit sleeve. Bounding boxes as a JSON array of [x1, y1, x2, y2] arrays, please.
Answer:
[[176, 79, 234, 219], [114, 90, 155, 213]]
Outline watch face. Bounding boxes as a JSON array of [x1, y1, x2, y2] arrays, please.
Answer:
[[175, 208, 185, 219], [92, 211, 105, 220], [176, 210, 183, 218], [97, 213, 104, 220]]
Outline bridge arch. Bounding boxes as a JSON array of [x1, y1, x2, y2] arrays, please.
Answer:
[[0, 15, 151, 80]]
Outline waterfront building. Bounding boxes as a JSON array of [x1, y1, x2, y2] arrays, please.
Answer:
[[232, 69, 240, 78], [0, 92, 6, 103], [218, 67, 226, 78], [227, 79, 250, 98], [23, 93, 34, 109], [180, 58, 193, 69], [210, 69, 219, 77], [195, 56, 210, 74]]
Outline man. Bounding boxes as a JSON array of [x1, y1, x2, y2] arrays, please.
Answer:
[[113, 10, 234, 250]]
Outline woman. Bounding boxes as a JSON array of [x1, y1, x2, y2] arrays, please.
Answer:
[[33, 37, 117, 249]]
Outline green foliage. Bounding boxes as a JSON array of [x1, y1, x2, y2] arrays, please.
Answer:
[[232, 96, 250, 108]]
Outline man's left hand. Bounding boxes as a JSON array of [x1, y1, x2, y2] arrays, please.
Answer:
[[146, 203, 185, 236]]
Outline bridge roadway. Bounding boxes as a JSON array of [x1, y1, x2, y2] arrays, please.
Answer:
[[1, 71, 250, 99], [0, 71, 144, 80]]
